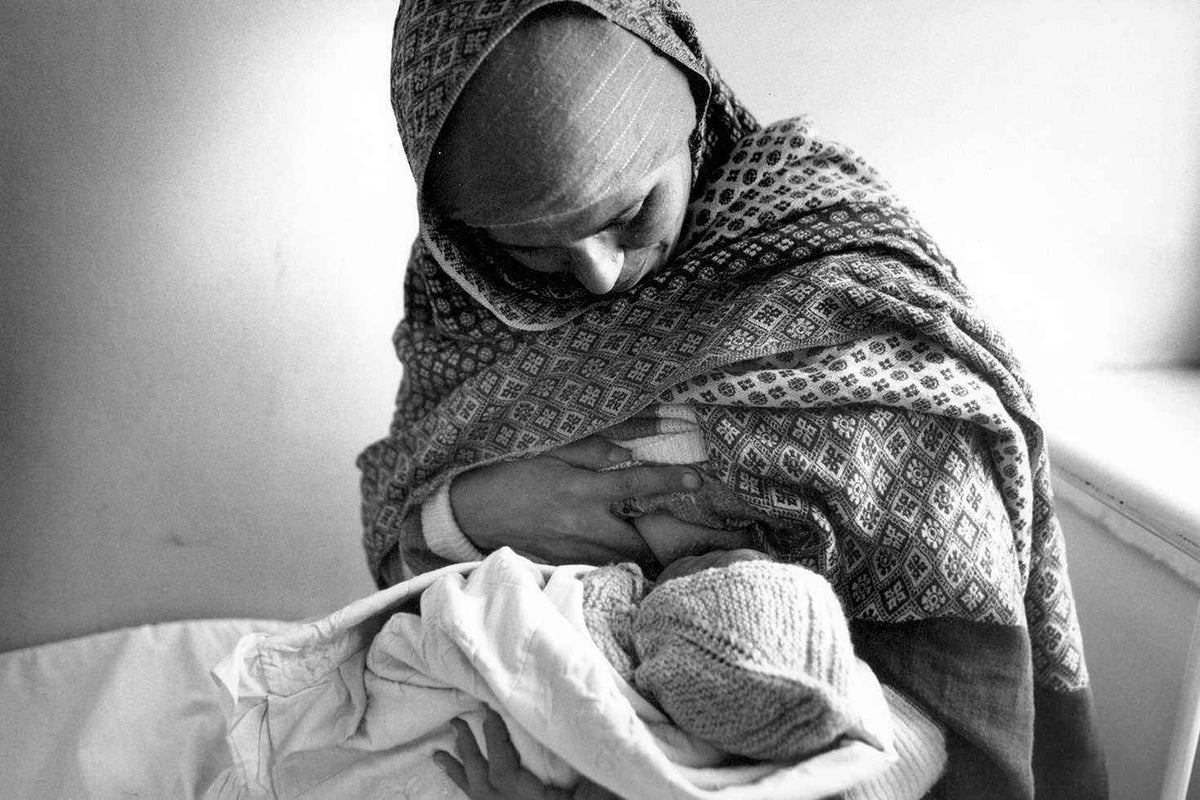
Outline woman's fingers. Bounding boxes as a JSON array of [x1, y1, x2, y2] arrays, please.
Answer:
[[451, 717, 494, 795], [433, 749, 471, 794], [591, 463, 701, 500], [436, 708, 574, 800], [482, 707, 525, 789], [447, 449, 694, 566], [609, 495, 649, 519], [547, 436, 631, 470]]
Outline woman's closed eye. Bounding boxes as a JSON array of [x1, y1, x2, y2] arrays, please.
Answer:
[[611, 198, 646, 229], [501, 196, 659, 267], [612, 191, 668, 245]]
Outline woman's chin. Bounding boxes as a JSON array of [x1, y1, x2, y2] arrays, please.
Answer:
[[612, 247, 670, 293], [610, 266, 648, 294]]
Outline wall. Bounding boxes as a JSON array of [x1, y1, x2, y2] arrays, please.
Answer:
[[2, 1, 1198, 651], [1054, 473, 1200, 800], [685, 0, 1200, 379], [1, 1, 408, 650]]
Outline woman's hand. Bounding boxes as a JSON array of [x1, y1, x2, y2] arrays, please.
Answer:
[[433, 708, 622, 800], [449, 436, 701, 565]]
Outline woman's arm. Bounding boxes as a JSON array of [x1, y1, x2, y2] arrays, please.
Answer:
[[449, 436, 703, 566], [371, 436, 707, 585]]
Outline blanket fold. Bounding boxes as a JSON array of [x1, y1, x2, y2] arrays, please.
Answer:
[[207, 551, 911, 800]]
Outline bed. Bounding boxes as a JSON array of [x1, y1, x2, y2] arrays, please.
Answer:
[[0, 551, 942, 800], [0, 617, 289, 798]]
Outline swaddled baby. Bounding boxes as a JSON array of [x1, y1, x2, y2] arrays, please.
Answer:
[[581, 550, 947, 798]]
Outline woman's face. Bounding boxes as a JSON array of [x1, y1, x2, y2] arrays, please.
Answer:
[[484, 144, 693, 296]]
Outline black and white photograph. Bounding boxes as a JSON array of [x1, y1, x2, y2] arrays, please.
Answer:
[[2, 1, 1197, 798]]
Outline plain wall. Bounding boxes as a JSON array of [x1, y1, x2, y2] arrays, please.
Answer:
[[2, 1, 1198, 651], [684, 0, 1200, 377], [1, 1, 408, 650], [1055, 476, 1200, 800]]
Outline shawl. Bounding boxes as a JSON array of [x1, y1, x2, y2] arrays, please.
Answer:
[[359, 1, 1107, 797]]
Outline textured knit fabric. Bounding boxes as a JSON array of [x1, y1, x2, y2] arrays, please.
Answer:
[[581, 561, 649, 682], [426, 4, 696, 228], [578, 561, 947, 798], [421, 481, 485, 563], [632, 560, 879, 761], [361, 2, 1105, 796]]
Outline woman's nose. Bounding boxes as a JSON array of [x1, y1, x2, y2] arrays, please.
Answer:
[[566, 237, 624, 294]]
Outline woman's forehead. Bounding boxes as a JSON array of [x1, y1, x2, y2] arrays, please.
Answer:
[[485, 147, 686, 248], [485, 184, 643, 248], [426, 5, 697, 229]]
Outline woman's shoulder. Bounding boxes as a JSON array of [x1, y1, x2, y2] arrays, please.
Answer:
[[688, 115, 901, 252], [725, 115, 893, 197]]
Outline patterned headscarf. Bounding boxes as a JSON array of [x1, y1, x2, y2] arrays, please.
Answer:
[[425, 5, 697, 230], [388, 0, 756, 329]]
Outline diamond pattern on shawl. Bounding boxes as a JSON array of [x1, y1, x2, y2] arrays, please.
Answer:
[[360, 113, 1089, 693]]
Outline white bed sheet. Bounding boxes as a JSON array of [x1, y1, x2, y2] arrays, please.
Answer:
[[0, 617, 288, 800]]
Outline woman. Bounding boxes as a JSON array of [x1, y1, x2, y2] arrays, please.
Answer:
[[358, 2, 1106, 797]]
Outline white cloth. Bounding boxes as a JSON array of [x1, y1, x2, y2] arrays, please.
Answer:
[[206, 549, 903, 799], [0, 618, 289, 800], [854, 689, 947, 800]]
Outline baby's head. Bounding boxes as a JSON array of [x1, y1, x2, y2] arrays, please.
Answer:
[[632, 553, 881, 761]]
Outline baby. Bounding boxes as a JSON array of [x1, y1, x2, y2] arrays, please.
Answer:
[[581, 549, 885, 763], [436, 548, 946, 799], [439, 549, 945, 798], [583, 550, 946, 798]]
